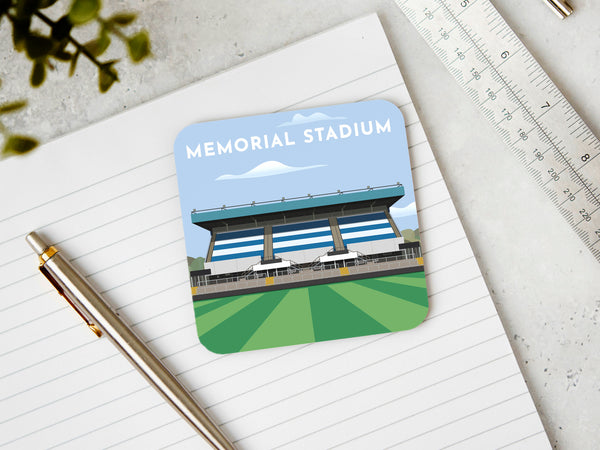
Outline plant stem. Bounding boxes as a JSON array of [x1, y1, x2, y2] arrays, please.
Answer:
[[99, 18, 127, 42], [33, 11, 117, 81]]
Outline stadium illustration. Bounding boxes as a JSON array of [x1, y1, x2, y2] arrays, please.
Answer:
[[174, 101, 429, 353], [189, 183, 423, 301]]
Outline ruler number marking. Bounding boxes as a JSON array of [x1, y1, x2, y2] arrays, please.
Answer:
[[419, 5, 441, 24], [396, 0, 600, 263], [576, 207, 597, 225], [436, 0, 600, 209], [457, 0, 478, 16], [559, 187, 582, 206]]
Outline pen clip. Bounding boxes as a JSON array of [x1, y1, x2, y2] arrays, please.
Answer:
[[39, 247, 103, 338]]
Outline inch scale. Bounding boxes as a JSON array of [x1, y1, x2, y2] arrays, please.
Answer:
[[395, 0, 600, 263]]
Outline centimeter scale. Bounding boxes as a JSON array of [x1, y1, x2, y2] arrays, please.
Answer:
[[395, 0, 600, 263]]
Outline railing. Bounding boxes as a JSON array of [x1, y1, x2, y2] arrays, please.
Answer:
[[193, 252, 419, 288], [191, 182, 403, 214]]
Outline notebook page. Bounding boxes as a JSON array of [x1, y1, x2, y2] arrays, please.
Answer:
[[0, 14, 549, 449]]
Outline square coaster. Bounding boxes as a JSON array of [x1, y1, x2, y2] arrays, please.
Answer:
[[173, 100, 428, 353]]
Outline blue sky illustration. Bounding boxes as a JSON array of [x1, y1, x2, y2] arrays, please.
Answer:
[[173, 100, 419, 258]]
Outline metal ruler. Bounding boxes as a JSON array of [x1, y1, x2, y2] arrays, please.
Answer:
[[395, 0, 600, 263]]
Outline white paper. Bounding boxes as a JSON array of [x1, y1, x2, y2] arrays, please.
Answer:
[[0, 14, 549, 449]]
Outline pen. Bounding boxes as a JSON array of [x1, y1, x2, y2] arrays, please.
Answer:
[[541, 0, 573, 19], [26, 232, 235, 450]]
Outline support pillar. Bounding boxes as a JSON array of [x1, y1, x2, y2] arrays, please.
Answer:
[[385, 209, 402, 237], [328, 217, 346, 251], [263, 225, 274, 260], [206, 232, 216, 262]]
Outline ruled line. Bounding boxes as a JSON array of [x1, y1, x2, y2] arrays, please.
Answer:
[[411, 158, 437, 171], [0, 386, 151, 446], [497, 430, 546, 449], [276, 64, 397, 111], [0, 195, 179, 270], [420, 215, 459, 233], [359, 82, 407, 101], [103, 417, 181, 450], [0, 173, 177, 248], [382, 391, 529, 449], [0, 257, 188, 358], [232, 337, 508, 442], [426, 255, 475, 277], [440, 411, 538, 449], [0, 153, 172, 226], [211, 314, 498, 415], [418, 196, 453, 214], [423, 236, 467, 256], [281, 375, 524, 448], [47, 403, 165, 450], [0, 368, 134, 426], [72, 217, 181, 263], [190, 344, 309, 393], [86, 237, 184, 277], [0, 204, 182, 298]]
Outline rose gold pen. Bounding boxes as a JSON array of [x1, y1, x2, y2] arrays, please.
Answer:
[[26, 231, 235, 450]]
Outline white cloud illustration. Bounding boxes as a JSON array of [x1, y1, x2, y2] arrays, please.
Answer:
[[277, 112, 347, 127], [390, 202, 417, 219], [216, 160, 326, 181]]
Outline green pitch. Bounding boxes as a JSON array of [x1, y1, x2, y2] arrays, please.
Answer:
[[194, 272, 428, 354]]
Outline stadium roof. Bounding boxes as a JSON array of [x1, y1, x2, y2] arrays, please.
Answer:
[[192, 184, 405, 230]]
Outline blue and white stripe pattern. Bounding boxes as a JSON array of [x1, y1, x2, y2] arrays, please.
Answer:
[[338, 212, 396, 245], [273, 219, 334, 254], [211, 228, 264, 261]]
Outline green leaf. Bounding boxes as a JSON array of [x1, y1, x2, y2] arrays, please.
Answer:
[[16, 0, 37, 19], [53, 49, 72, 61], [0, 0, 11, 16], [69, 49, 80, 76], [0, 101, 27, 114], [127, 30, 150, 62], [51, 15, 73, 41], [38, 0, 60, 8], [25, 34, 54, 59], [68, 0, 100, 25], [30, 60, 46, 87], [12, 17, 31, 51], [109, 12, 136, 26], [2, 135, 39, 156], [85, 34, 110, 57], [98, 60, 119, 93]]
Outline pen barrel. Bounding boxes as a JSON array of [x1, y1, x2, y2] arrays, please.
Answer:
[[544, 0, 573, 18], [43, 253, 235, 450]]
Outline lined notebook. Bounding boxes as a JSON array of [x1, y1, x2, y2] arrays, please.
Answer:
[[0, 15, 549, 449]]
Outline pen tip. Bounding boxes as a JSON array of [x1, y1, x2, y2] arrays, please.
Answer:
[[26, 231, 48, 255]]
